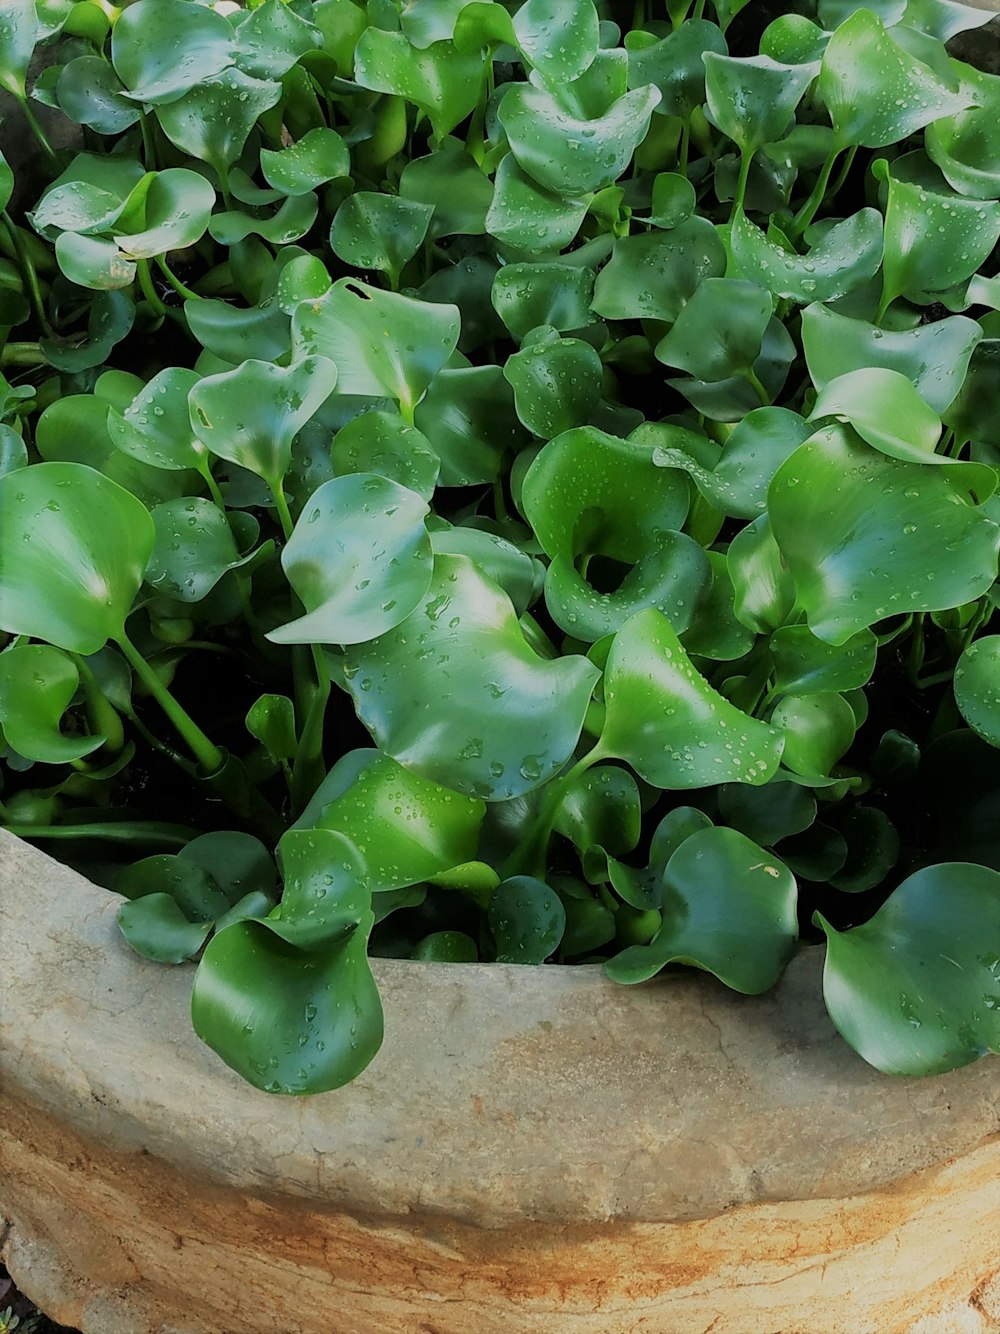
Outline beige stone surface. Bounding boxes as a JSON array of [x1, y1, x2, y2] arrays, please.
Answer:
[[1, 831, 998, 1333]]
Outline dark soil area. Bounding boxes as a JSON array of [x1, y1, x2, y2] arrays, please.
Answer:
[[0, 1264, 79, 1334]]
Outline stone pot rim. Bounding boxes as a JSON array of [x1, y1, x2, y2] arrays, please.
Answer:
[[1, 829, 997, 1228]]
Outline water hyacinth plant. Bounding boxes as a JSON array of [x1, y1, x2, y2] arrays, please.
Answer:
[[0, 0, 999, 1094]]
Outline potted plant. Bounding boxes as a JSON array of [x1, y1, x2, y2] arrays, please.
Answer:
[[1, 0, 998, 1329]]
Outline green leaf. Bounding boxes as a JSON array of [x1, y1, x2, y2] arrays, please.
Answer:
[[117, 895, 213, 964], [294, 749, 485, 891], [772, 692, 856, 777], [399, 141, 493, 238], [681, 550, 756, 662], [185, 296, 291, 366], [114, 169, 216, 260], [801, 303, 981, 415], [605, 827, 797, 992], [485, 154, 590, 252], [155, 68, 282, 177], [491, 263, 595, 340], [189, 356, 336, 490], [771, 625, 878, 695], [954, 636, 1000, 747], [260, 127, 350, 196], [292, 279, 459, 415], [56, 56, 140, 133], [497, 80, 660, 197], [331, 410, 440, 500], [624, 21, 727, 120], [111, 0, 235, 104], [727, 513, 795, 635], [490, 876, 566, 963], [246, 694, 297, 763], [655, 278, 771, 384], [817, 863, 1000, 1074], [343, 553, 601, 801], [818, 10, 969, 149], [209, 195, 319, 247], [829, 805, 899, 892], [0, 462, 153, 655], [0, 0, 37, 99], [703, 53, 816, 155], [926, 64, 1000, 201], [553, 764, 641, 858], [452, 1, 516, 54], [810, 368, 941, 462], [591, 219, 726, 323], [329, 192, 433, 286], [116, 854, 231, 919], [233, 0, 321, 79], [512, 0, 599, 86], [268, 474, 432, 645], [411, 931, 478, 962], [353, 29, 483, 142], [0, 643, 104, 763], [107, 367, 207, 474], [414, 364, 525, 486], [768, 425, 1000, 645], [503, 334, 603, 438], [191, 830, 383, 1094], [179, 831, 277, 903], [731, 206, 883, 305], [599, 608, 784, 788], [54, 232, 136, 291], [399, 0, 469, 48], [146, 499, 256, 603], [874, 157, 1000, 313], [430, 526, 538, 617], [717, 781, 816, 848]]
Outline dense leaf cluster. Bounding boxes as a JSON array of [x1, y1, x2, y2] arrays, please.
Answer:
[[0, 0, 999, 1092]]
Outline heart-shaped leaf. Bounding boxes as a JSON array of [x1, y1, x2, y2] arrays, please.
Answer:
[[330, 192, 433, 287], [0, 643, 105, 763], [344, 553, 601, 800], [801, 303, 981, 414], [191, 830, 383, 1094], [485, 154, 590, 252], [819, 10, 969, 149], [111, 0, 235, 105], [625, 20, 727, 119], [354, 29, 484, 142], [399, 141, 493, 238], [108, 367, 208, 475], [331, 410, 440, 500], [489, 876, 566, 962], [655, 278, 771, 384], [768, 425, 1000, 644], [268, 474, 432, 645], [771, 625, 878, 695], [954, 636, 1000, 747], [817, 863, 1000, 1074], [598, 608, 784, 788], [591, 218, 726, 323], [810, 368, 941, 461], [185, 296, 291, 365], [0, 0, 37, 99], [605, 827, 797, 992], [146, 499, 258, 603], [233, 0, 321, 79], [292, 279, 459, 416], [512, 0, 599, 86], [503, 334, 603, 438], [414, 364, 526, 486], [492, 263, 595, 340], [117, 895, 214, 964], [731, 206, 883, 305], [246, 694, 297, 764], [155, 68, 282, 177], [553, 763, 641, 859], [209, 195, 320, 248], [0, 462, 153, 654], [113, 169, 217, 260], [926, 64, 1000, 201], [260, 127, 350, 196], [772, 691, 857, 777], [717, 781, 817, 848], [189, 356, 336, 491], [704, 53, 816, 155], [727, 513, 795, 634]]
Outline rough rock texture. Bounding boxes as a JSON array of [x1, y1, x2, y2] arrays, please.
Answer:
[[1, 831, 998, 1333]]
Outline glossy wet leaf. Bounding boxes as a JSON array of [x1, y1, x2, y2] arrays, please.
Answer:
[[294, 749, 484, 891], [874, 157, 1000, 312], [819, 10, 969, 149], [117, 895, 214, 964], [0, 462, 153, 654], [926, 64, 1000, 201], [411, 931, 478, 962], [599, 608, 783, 788], [268, 474, 432, 646], [292, 279, 459, 415], [0, 643, 104, 763], [553, 764, 641, 859], [512, 0, 599, 86], [354, 29, 483, 142], [681, 550, 756, 662], [185, 296, 291, 366], [727, 513, 795, 635], [490, 877, 566, 963], [111, 0, 235, 105], [414, 365, 525, 486], [191, 830, 383, 1094], [503, 335, 602, 438], [344, 554, 601, 801], [717, 781, 816, 848], [731, 206, 883, 306], [828, 805, 899, 893], [497, 80, 660, 197], [189, 356, 336, 490], [0, 0, 37, 99], [817, 863, 1000, 1074], [772, 692, 856, 778], [810, 368, 941, 462], [246, 694, 297, 764], [591, 219, 726, 324], [624, 21, 727, 119], [260, 127, 350, 197], [108, 368, 206, 475], [331, 410, 439, 500], [703, 53, 815, 155], [429, 527, 538, 618], [116, 854, 231, 919], [769, 425, 1000, 645], [155, 68, 282, 177], [491, 264, 595, 340], [330, 192, 433, 286], [485, 155, 590, 252], [655, 279, 771, 384], [147, 499, 256, 603], [55, 232, 135, 291], [115, 169, 216, 261], [771, 625, 878, 696], [605, 827, 797, 992], [399, 141, 493, 238], [954, 636, 1000, 748], [233, 0, 321, 79], [56, 56, 140, 133], [210, 195, 319, 248], [801, 303, 981, 415]]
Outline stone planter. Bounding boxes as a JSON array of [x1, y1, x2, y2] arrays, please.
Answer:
[[1, 830, 998, 1333]]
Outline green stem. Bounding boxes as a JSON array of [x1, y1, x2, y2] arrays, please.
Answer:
[[826, 144, 857, 205], [678, 120, 690, 177], [116, 632, 224, 774], [744, 366, 770, 406], [138, 111, 158, 171], [72, 655, 125, 754], [730, 149, 753, 221], [3, 821, 195, 847], [16, 95, 58, 168], [2, 211, 54, 338], [0, 342, 46, 368], [135, 258, 167, 320], [273, 481, 295, 541], [501, 747, 609, 880], [291, 645, 331, 813], [791, 144, 841, 240], [156, 255, 201, 301]]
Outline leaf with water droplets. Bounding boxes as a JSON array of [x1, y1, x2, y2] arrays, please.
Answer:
[[0, 643, 105, 763], [354, 29, 483, 142], [485, 154, 591, 252], [490, 877, 566, 962], [512, 0, 600, 87], [817, 863, 1000, 1074], [111, 0, 235, 105], [954, 636, 1000, 748], [155, 68, 282, 177], [731, 206, 883, 305], [592, 218, 726, 323], [330, 192, 433, 288], [704, 53, 816, 155], [147, 498, 259, 603]]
